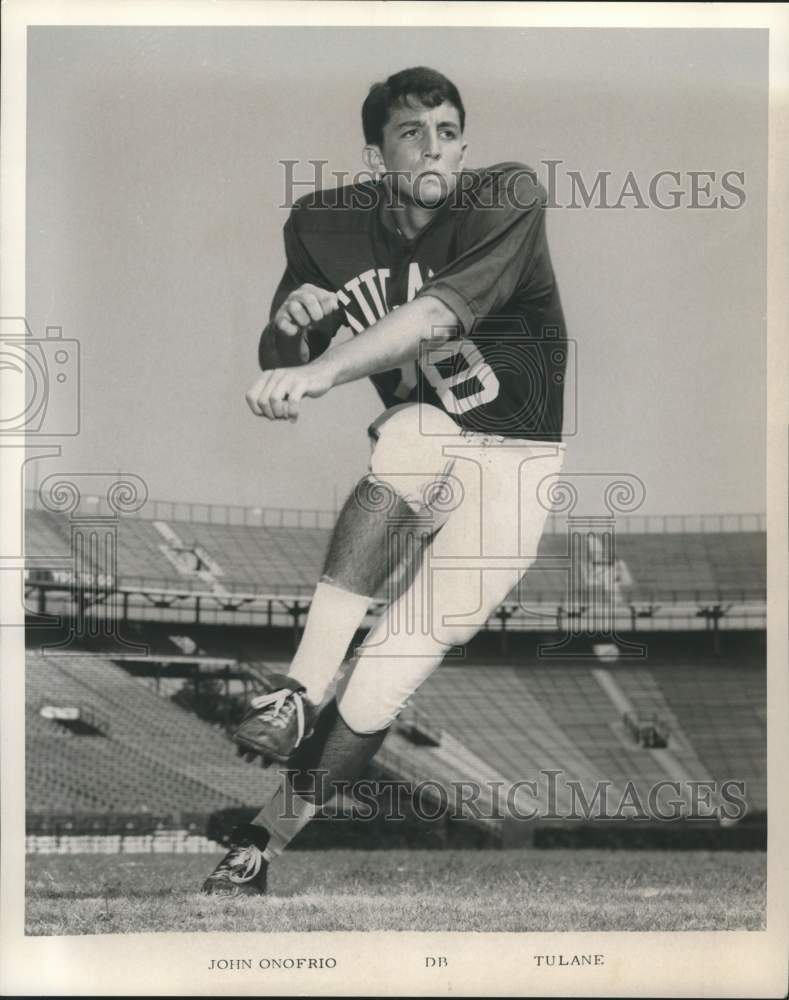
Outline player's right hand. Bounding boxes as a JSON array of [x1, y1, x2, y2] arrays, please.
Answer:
[[273, 284, 340, 336]]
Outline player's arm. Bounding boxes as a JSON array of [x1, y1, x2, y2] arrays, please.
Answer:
[[246, 295, 457, 421], [319, 294, 456, 387], [258, 210, 342, 371], [258, 284, 340, 369]]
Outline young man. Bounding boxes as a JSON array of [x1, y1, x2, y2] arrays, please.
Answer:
[[202, 67, 568, 895]]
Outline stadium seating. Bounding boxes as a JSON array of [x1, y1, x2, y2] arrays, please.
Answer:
[[26, 653, 278, 814], [24, 650, 516, 838], [647, 659, 766, 809], [512, 664, 671, 795], [113, 517, 178, 579], [413, 663, 645, 814], [411, 647, 767, 815], [25, 504, 766, 609], [25, 509, 71, 559], [26, 710, 231, 814], [25, 644, 766, 823], [23, 503, 767, 834], [615, 532, 765, 599], [26, 510, 766, 605], [376, 728, 507, 837], [131, 520, 328, 589], [700, 532, 767, 592]]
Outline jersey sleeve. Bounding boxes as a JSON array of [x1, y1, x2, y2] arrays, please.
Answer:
[[266, 211, 345, 361], [417, 166, 554, 334]]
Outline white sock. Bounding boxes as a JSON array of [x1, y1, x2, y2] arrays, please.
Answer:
[[288, 580, 371, 704]]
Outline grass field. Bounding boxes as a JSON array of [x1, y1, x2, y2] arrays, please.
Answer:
[[26, 849, 765, 935]]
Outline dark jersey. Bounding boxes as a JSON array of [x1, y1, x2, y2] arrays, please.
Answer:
[[266, 163, 568, 440]]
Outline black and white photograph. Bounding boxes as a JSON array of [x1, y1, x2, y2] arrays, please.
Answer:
[[1, 1, 787, 996]]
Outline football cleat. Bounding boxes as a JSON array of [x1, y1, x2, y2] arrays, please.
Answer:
[[233, 672, 318, 763], [201, 824, 270, 897]]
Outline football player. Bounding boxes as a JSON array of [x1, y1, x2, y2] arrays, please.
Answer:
[[202, 66, 567, 896]]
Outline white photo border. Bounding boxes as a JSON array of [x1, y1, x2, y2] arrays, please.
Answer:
[[1, 2, 787, 997]]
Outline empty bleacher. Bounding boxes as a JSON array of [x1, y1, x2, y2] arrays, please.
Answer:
[[647, 659, 766, 809], [26, 507, 330, 591], [26, 653, 278, 814], [615, 532, 765, 600], [701, 532, 766, 592], [411, 638, 767, 817], [167, 521, 324, 588], [26, 709, 234, 814], [23, 500, 767, 834], [375, 727, 509, 837], [26, 503, 766, 614], [25, 641, 766, 824], [24, 509, 71, 560], [113, 517, 176, 579], [512, 664, 671, 797], [411, 663, 630, 815]]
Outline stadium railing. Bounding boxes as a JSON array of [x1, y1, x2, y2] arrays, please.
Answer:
[[25, 488, 765, 534]]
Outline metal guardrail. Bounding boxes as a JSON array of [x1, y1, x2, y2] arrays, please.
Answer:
[[543, 512, 766, 535], [26, 573, 316, 600], [24, 488, 765, 535], [29, 572, 766, 608], [24, 489, 338, 529], [113, 576, 315, 599]]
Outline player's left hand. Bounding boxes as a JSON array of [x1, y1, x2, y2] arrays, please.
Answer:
[[245, 361, 335, 421]]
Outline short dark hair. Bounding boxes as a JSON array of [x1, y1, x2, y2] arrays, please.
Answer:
[[362, 67, 465, 146]]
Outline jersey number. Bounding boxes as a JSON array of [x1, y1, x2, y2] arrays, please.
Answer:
[[417, 341, 500, 415]]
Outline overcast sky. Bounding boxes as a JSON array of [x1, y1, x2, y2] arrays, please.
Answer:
[[25, 26, 767, 517]]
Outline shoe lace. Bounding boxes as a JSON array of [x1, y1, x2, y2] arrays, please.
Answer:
[[249, 688, 307, 746], [215, 843, 263, 884]]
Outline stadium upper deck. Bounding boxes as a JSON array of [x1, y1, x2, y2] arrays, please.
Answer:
[[24, 495, 765, 632]]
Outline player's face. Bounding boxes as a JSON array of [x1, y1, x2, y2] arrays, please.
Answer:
[[376, 100, 466, 208]]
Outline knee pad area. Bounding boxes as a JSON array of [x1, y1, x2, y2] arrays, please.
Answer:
[[368, 403, 463, 515]]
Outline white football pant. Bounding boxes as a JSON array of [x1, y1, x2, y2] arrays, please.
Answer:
[[335, 403, 566, 733]]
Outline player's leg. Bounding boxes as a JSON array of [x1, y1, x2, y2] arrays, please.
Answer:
[[233, 404, 454, 763], [287, 474, 428, 700], [336, 439, 566, 735], [231, 481, 414, 763], [203, 440, 564, 895], [202, 699, 388, 896], [290, 403, 453, 702], [202, 437, 564, 895]]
